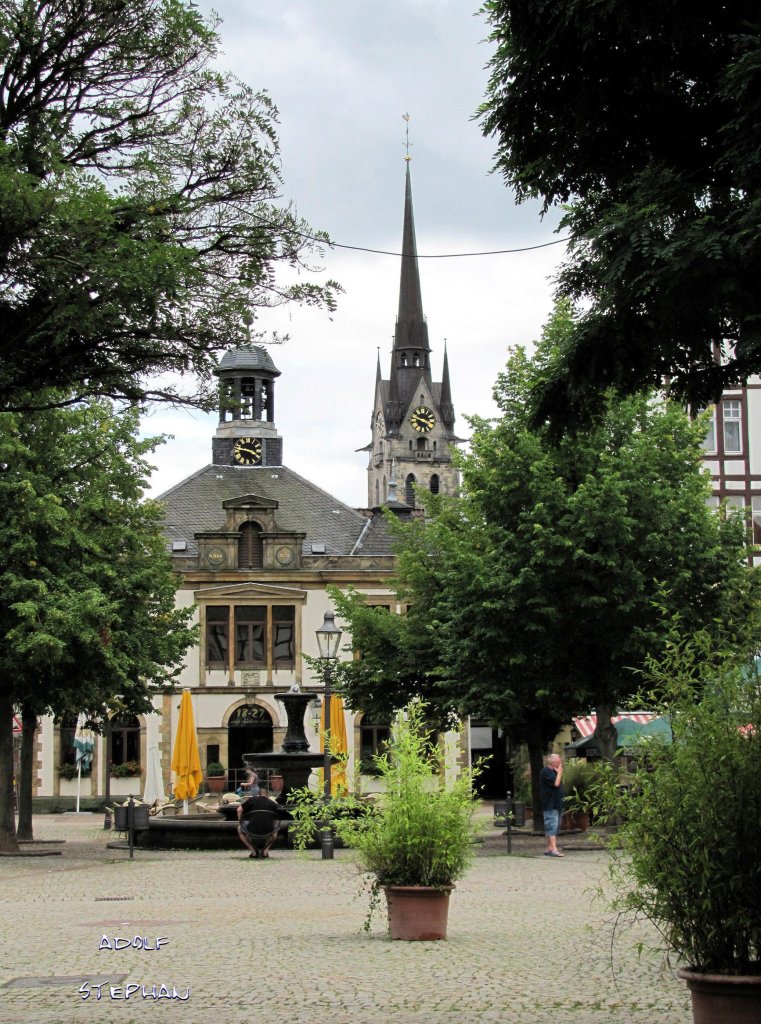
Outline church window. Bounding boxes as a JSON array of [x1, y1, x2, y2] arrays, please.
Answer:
[[405, 473, 416, 507], [238, 521, 263, 569], [375, 479, 380, 504], [401, 353, 407, 366], [433, 440, 437, 451], [430, 474, 440, 494], [412, 353, 419, 367], [409, 440, 413, 451], [416, 437, 426, 451], [235, 606, 266, 666]]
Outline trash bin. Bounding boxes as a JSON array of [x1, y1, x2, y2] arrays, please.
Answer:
[[113, 804, 150, 831]]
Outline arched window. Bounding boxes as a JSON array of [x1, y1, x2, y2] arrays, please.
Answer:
[[111, 714, 140, 769], [416, 436, 427, 451], [360, 713, 390, 774], [375, 479, 380, 505], [412, 353, 419, 367], [405, 473, 416, 507], [59, 716, 78, 768], [430, 474, 440, 494], [238, 521, 263, 569]]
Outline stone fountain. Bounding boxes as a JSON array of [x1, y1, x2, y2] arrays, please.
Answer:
[[242, 691, 325, 803]]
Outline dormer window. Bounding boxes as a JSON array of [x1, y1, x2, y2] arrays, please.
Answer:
[[238, 521, 263, 569]]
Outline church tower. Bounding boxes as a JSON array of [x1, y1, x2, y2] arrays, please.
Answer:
[[366, 164, 460, 507]]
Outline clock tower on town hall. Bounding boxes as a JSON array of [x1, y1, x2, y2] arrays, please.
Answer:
[[365, 163, 460, 508]]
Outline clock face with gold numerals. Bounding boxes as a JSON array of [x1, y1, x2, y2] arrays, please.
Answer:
[[233, 437, 262, 465], [410, 406, 435, 433]]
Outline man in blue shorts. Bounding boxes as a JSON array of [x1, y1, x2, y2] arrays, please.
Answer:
[[540, 753, 565, 857]]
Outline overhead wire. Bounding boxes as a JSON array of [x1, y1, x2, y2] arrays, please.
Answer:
[[297, 232, 569, 258]]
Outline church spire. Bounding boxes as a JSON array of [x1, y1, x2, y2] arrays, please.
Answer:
[[387, 162, 432, 431], [440, 341, 454, 429], [396, 163, 427, 332]]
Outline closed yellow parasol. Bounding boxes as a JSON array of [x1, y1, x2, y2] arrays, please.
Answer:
[[171, 690, 202, 807], [320, 694, 349, 794]]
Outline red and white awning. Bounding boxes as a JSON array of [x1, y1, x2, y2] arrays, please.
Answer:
[[572, 712, 654, 738]]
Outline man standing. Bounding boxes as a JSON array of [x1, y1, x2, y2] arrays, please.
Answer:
[[540, 753, 565, 858]]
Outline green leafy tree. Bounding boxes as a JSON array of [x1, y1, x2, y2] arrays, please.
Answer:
[[335, 302, 758, 815], [0, 398, 197, 851], [0, 0, 339, 411], [479, 0, 761, 429]]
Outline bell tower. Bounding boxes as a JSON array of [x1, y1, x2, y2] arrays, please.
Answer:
[[365, 164, 460, 508], [212, 345, 283, 468]]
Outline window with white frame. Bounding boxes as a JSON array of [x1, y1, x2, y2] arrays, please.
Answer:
[[722, 400, 742, 454], [700, 409, 717, 453]]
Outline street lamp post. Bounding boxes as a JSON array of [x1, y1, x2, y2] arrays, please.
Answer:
[[315, 610, 342, 860]]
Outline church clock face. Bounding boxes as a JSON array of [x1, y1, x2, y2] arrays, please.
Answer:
[[233, 436, 262, 465], [410, 406, 435, 433]]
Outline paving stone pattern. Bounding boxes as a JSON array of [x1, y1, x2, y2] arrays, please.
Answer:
[[0, 814, 691, 1024]]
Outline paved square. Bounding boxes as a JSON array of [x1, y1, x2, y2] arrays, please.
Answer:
[[0, 815, 691, 1024]]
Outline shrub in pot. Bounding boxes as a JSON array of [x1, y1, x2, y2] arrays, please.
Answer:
[[561, 758, 595, 830], [205, 761, 226, 794], [591, 632, 761, 1023], [294, 700, 479, 939]]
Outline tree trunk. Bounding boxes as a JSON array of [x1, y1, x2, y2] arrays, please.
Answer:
[[527, 724, 545, 824], [0, 684, 19, 852], [594, 703, 619, 762], [17, 702, 36, 841]]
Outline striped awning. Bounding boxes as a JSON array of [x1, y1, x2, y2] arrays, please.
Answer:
[[572, 712, 654, 738]]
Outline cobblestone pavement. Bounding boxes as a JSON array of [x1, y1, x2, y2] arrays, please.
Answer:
[[0, 813, 691, 1024]]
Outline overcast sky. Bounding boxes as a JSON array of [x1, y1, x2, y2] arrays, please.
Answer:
[[142, 0, 566, 507]]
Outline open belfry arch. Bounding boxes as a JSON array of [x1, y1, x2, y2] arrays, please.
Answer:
[[364, 162, 462, 509]]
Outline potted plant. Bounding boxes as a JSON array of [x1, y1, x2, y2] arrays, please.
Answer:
[[205, 761, 226, 794], [294, 700, 479, 940], [592, 632, 761, 1023], [58, 763, 78, 780], [560, 758, 595, 831], [111, 759, 141, 778]]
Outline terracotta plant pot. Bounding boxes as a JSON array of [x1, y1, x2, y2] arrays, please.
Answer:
[[677, 968, 761, 1024], [206, 776, 226, 794], [384, 885, 454, 941]]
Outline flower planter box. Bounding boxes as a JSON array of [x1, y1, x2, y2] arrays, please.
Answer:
[[109, 776, 142, 797]]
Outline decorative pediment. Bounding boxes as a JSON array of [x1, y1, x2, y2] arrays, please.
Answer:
[[194, 582, 307, 602], [222, 494, 279, 511]]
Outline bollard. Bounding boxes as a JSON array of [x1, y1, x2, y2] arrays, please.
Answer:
[[127, 795, 135, 860], [321, 830, 334, 860], [505, 790, 512, 855]]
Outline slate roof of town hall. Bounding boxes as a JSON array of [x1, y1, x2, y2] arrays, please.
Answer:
[[157, 462, 395, 559]]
